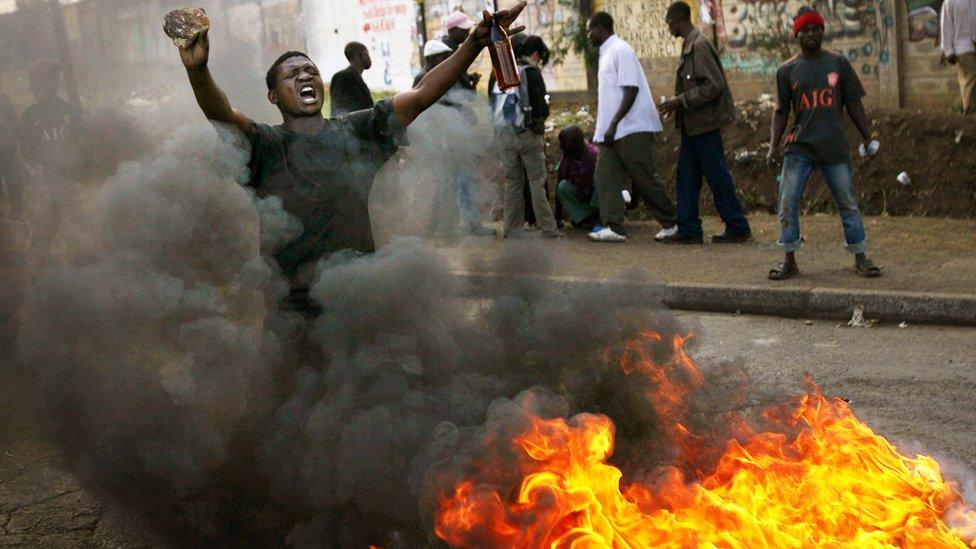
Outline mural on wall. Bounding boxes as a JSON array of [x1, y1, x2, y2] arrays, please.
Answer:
[[905, 0, 941, 41], [496, 0, 589, 91], [718, 0, 894, 78], [592, 0, 688, 58]]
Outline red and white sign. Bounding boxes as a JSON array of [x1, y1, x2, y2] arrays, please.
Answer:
[[305, 0, 422, 92]]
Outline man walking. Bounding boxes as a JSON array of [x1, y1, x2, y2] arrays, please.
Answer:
[[585, 11, 677, 243], [766, 7, 881, 280], [940, 0, 975, 114], [659, 1, 751, 244], [329, 42, 374, 117]]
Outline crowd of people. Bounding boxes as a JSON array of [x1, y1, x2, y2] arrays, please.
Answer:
[[2, 1, 907, 298], [354, 5, 882, 280]]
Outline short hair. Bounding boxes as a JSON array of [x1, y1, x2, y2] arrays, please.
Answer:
[[589, 12, 614, 33], [266, 51, 311, 90], [344, 41, 367, 62], [796, 5, 816, 16], [666, 1, 692, 21], [558, 125, 584, 149], [521, 35, 550, 65], [510, 33, 529, 57]]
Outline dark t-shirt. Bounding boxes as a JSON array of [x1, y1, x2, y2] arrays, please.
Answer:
[[19, 95, 83, 180], [246, 98, 403, 285], [775, 52, 864, 164], [329, 66, 374, 118]]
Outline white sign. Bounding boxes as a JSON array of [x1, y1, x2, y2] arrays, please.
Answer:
[[305, 0, 421, 92]]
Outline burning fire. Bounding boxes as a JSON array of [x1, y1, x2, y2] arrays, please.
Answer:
[[435, 331, 975, 548]]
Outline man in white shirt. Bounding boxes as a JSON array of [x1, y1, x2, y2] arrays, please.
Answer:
[[586, 11, 677, 242], [941, 0, 976, 114]]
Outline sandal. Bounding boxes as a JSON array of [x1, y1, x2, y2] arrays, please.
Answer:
[[768, 262, 799, 280], [855, 259, 882, 278]]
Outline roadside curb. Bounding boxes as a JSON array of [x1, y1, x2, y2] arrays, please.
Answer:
[[454, 271, 976, 326]]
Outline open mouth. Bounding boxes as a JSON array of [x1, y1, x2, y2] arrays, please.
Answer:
[[299, 85, 317, 105]]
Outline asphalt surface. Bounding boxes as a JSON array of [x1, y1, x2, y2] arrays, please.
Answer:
[[2, 312, 974, 546]]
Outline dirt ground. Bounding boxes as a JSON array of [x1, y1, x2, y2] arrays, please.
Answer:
[[544, 101, 976, 219]]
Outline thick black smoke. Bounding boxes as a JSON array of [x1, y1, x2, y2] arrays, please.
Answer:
[[13, 105, 703, 545], [4, 14, 723, 543]]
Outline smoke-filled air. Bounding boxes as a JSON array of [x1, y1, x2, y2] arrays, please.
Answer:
[[1, 1, 975, 548]]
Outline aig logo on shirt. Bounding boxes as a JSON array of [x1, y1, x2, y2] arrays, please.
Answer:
[[796, 72, 840, 111]]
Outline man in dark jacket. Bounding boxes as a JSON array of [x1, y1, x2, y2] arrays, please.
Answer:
[[659, 1, 750, 244], [329, 42, 374, 117]]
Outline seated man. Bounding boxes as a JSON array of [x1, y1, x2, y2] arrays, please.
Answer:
[[173, 3, 526, 309], [555, 125, 600, 229]]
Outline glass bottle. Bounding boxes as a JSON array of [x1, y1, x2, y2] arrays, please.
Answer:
[[488, 13, 520, 91]]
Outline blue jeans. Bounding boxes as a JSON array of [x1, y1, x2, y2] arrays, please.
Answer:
[[778, 153, 867, 254], [676, 129, 750, 238]]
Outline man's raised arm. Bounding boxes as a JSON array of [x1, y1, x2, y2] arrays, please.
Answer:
[[393, 2, 526, 127], [178, 29, 252, 135]]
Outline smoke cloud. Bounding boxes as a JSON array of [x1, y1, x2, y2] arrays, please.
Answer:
[[9, 81, 694, 545], [6, 8, 969, 548]]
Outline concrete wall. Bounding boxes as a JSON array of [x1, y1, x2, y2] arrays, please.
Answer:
[[899, 0, 960, 109], [580, 0, 960, 111]]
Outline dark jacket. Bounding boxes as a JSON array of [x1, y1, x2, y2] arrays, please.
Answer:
[[674, 28, 735, 136], [329, 66, 374, 117]]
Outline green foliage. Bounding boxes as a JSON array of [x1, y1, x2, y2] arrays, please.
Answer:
[[570, 19, 598, 69]]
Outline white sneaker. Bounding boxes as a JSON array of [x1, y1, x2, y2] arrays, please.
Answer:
[[588, 225, 627, 242], [655, 225, 678, 241]]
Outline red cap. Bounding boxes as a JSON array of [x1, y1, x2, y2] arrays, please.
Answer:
[[792, 10, 825, 36]]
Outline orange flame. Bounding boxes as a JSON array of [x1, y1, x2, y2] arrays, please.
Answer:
[[435, 332, 976, 548]]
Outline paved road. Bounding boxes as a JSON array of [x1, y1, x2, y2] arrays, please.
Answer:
[[2, 313, 974, 546]]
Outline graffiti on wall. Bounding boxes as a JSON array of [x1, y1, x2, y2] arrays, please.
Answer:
[[593, 0, 684, 58], [497, 0, 589, 91], [905, 0, 941, 41], [718, 0, 894, 77]]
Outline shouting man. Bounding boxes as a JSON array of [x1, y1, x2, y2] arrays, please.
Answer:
[[766, 7, 881, 280], [174, 3, 526, 308]]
